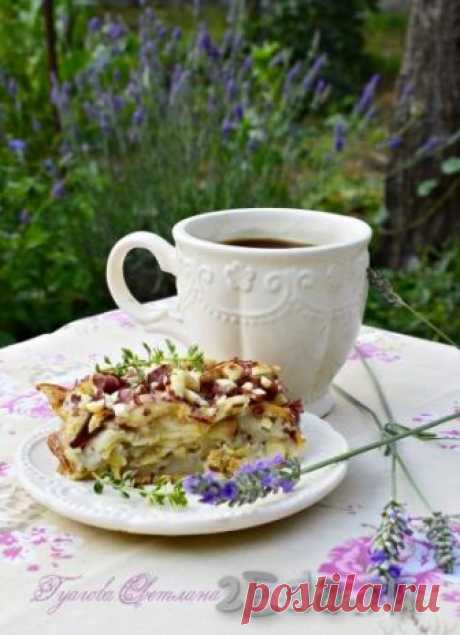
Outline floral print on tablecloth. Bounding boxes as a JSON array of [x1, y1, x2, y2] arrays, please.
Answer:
[[347, 331, 402, 363], [410, 403, 460, 452], [318, 520, 460, 615], [0, 525, 83, 573]]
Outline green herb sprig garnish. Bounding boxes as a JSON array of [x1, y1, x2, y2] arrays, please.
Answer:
[[93, 471, 188, 508], [94, 339, 205, 378]]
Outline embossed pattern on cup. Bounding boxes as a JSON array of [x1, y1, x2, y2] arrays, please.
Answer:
[[106, 209, 372, 415]]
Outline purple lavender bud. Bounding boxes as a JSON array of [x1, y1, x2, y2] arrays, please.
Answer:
[[242, 56, 252, 73], [6, 77, 17, 97], [354, 74, 381, 116], [302, 54, 327, 92], [387, 136, 402, 150], [388, 564, 401, 579], [233, 104, 244, 121], [171, 26, 182, 41], [314, 78, 327, 98], [170, 66, 189, 103], [19, 209, 30, 225], [198, 29, 220, 61], [221, 480, 238, 501], [51, 180, 65, 199], [225, 77, 237, 100], [333, 121, 347, 152], [112, 95, 124, 113], [8, 138, 26, 154], [88, 16, 102, 32], [222, 118, 234, 137], [183, 474, 201, 493], [280, 479, 295, 493], [418, 135, 439, 155], [369, 549, 386, 564], [132, 107, 145, 126], [106, 21, 125, 41]]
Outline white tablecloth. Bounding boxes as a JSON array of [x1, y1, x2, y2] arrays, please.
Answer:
[[0, 298, 459, 634]]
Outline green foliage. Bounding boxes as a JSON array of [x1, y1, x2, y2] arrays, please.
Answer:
[[246, 0, 379, 88], [366, 244, 460, 344]]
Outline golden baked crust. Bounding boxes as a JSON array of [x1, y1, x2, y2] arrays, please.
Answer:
[[37, 355, 305, 482]]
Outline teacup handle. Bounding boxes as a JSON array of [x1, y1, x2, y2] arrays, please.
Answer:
[[106, 232, 189, 342]]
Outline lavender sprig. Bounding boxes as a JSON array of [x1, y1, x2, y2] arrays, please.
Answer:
[[424, 512, 457, 574], [368, 268, 458, 349], [183, 455, 301, 506], [368, 500, 412, 589]]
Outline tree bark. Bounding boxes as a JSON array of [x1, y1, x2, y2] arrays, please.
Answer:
[[42, 0, 61, 130], [382, 0, 460, 267]]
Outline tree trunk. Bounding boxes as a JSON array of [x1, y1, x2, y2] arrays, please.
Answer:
[[42, 0, 61, 131], [382, 0, 460, 268]]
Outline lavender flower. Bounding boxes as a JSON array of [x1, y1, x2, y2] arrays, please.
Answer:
[[8, 138, 26, 154], [233, 103, 244, 121], [333, 121, 347, 152], [183, 455, 301, 506], [106, 20, 125, 41], [302, 54, 327, 92], [222, 117, 234, 137], [169, 67, 189, 104], [6, 77, 17, 98], [171, 26, 182, 41], [225, 77, 237, 101], [242, 56, 252, 74], [283, 61, 302, 97], [51, 180, 66, 199], [198, 29, 220, 61], [368, 500, 412, 591], [354, 74, 380, 116], [387, 136, 402, 150], [132, 107, 145, 126], [19, 209, 30, 225], [368, 269, 403, 307], [424, 512, 457, 574], [88, 16, 102, 33], [418, 135, 439, 156]]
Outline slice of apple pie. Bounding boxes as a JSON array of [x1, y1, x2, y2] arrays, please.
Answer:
[[37, 344, 305, 483]]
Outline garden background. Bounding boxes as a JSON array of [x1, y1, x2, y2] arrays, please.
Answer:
[[1, 0, 459, 348]]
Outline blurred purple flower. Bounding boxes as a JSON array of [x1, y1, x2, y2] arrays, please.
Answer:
[[418, 135, 439, 155], [6, 77, 17, 98], [225, 77, 237, 100], [233, 103, 244, 121], [88, 16, 102, 32], [171, 26, 182, 41], [333, 121, 347, 152], [132, 107, 145, 126], [8, 138, 26, 154], [19, 209, 30, 225], [198, 29, 220, 61], [106, 20, 125, 41], [387, 136, 402, 150], [354, 74, 381, 116], [302, 54, 327, 92], [242, 56, 252, 73], [222, 117, 234, 137], [51, 180, 65, 199], [170, 67, 189, 104], [111, 95, 124, 113]]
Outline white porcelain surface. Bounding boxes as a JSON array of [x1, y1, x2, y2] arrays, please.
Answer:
[[106, 208, 372, 414], [16, 413, 348, 536]]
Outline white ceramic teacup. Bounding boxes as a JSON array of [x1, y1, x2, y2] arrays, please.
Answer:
[[106, 208, 372, 415]]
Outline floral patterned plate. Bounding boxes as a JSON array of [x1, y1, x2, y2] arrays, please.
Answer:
[[15, 413, 347, 536]]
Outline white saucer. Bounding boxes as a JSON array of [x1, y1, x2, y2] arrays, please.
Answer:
[[15, 413, 348, 536]]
